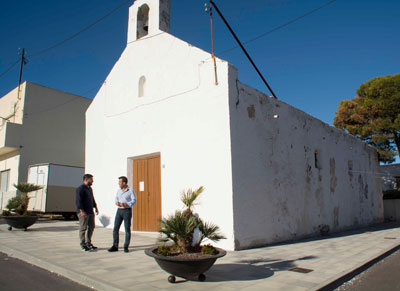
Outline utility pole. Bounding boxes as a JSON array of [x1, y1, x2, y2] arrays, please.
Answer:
[[209, 1, 218, 85], [17, 48, 26, 100], [210, 1, 278, 99]]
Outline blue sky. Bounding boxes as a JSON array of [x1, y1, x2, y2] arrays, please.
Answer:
[[0, 0, 399, 126]]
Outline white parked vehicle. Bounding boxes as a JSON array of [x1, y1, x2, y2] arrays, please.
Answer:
[[27, 163, 84, 219]]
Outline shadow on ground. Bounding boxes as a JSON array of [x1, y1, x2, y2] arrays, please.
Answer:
[[27, 225, 80, 232], [96, 244, 156, 252], [205, 255, 317, 282]]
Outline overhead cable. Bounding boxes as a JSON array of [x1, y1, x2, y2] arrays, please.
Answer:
[[27, 0, 131, 58], [218, 0, 337, 56]]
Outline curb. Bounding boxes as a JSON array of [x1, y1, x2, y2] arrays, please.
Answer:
[[315, 243, 400, 291], [0, 245, 123, 291]]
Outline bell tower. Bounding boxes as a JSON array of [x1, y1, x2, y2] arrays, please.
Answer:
[[127, 0, 170, 43]]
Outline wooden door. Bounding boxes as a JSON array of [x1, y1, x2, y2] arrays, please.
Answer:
[[132, 155, 161, 231]]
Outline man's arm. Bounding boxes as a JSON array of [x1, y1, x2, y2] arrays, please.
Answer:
[[115, 191, 121, 207], [92, 193, 99, 215], [123, 189, 137, 207]]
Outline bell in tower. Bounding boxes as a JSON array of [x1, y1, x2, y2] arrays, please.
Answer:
[[127, 0, 170, 43]]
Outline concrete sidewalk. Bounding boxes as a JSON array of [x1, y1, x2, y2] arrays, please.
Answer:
[[0, 220, 399, 291]]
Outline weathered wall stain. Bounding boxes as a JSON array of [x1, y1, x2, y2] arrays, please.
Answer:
[[333, 206, 339, 228], [358, 174, 364, 203], [348, 160, 353, 181], [306, 163, 312, 184], [364, 183, 369, 200], [330, 158, 337, 193], [315, 188, 323, 210], [247, 105, 255, 119]]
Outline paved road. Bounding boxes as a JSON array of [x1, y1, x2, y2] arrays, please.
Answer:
[[336, 249, 400, 291], [0, 252, 92, 291]]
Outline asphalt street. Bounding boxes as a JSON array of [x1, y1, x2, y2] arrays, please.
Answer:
[[0, 252, 92, 291], [336, 249, 400, 291]]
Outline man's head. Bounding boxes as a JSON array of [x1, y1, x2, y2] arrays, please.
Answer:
[[83, 174, 94, 186], [118, 176, 128, 189]]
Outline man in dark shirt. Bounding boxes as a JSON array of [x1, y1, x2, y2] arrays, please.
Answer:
[[76, 174, 99, 251]]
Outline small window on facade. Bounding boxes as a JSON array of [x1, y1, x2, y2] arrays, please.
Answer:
[[0, 170, 10, 192], [137, 4, 150, 39], [138, 76, 146, 97]]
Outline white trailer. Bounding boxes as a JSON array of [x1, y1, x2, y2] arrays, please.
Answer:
[[27, 163, 84, 219]]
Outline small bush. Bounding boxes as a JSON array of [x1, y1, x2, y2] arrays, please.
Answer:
[[383, 189, 400, 200], [6, 196, 22, 211], [157, 245, 172, 256], [22, 211, 30, 216], [201, 244, 217, 255], [1, 210, 10, 216]]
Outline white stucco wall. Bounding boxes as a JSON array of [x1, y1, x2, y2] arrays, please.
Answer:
[[228, 73, 384, 249], [0, 83, 25, 125], [86, 32, 236, 250]]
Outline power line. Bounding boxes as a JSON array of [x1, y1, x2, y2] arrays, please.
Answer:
[[80, 84, 103, 96], [217, 0, 337, 56], [0, 0, 131, 80], [27, 0, 131, 58], [0, 59, 20, 79], [210, 0, 278, 99]]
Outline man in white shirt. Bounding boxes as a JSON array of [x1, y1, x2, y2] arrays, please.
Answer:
[[108, 176, 137, 253]]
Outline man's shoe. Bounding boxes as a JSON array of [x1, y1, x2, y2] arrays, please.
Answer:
[[88, 243, 98, 251], [108, 246, 118, 252], [124, 247, 129, 253], [81, 245, 90, 252]]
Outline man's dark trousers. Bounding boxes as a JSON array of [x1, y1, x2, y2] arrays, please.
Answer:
[[113, 208, 132, 248]]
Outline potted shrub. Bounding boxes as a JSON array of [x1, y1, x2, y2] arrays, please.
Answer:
[[1, 182, 43, 231], [145, 186, 226, 283]]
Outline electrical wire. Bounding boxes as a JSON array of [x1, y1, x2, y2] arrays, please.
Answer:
[[26, 0, 131, 58], [217, 0, 337, 56], [0, 59, 20, 79]]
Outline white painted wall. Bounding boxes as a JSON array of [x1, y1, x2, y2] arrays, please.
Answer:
[[86, 30, 236, 250], [0, 83, 25, 125], [228, 74, 384, 249]]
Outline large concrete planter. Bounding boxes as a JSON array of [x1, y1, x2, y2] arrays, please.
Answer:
[[383, 199, 400, 222], [3, 216, 39, 231], [145, 247, 226, 283]]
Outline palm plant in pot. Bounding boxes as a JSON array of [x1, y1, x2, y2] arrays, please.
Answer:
[[1, 182, 43, 231], [145, 186, 226, 283]]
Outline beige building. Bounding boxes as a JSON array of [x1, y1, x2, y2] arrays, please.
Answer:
[[0, 82, 91, 209]]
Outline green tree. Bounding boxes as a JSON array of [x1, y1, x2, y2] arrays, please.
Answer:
[[334, 74, 400, 163]]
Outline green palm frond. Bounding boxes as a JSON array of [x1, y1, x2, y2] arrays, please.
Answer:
[[13, 182, 43, 194], [159, 211, 198, 244], [198, 219, 226, 244], [180, 186, 204, 210]]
